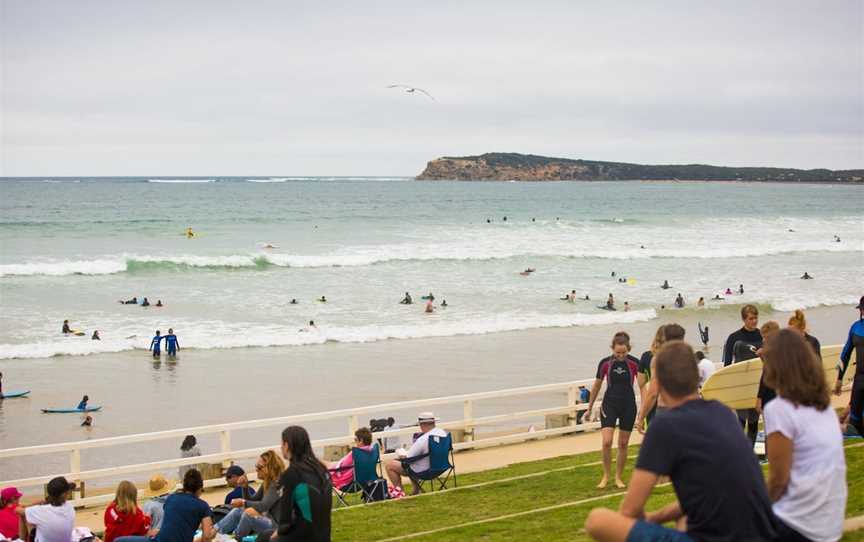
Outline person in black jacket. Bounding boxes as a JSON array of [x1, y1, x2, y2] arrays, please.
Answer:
[[723, 304, 763, 447], [275, 426, 332, 542]]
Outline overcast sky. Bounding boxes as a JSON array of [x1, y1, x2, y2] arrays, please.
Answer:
[[1, 1, 862, 176]]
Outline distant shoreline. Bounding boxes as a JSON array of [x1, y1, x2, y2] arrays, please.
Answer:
[[415, 178, 864, 186]]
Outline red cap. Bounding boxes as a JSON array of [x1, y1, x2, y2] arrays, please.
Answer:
[[1, 487, 22, 500]]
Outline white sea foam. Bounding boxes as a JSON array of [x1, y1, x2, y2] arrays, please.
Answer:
[[147, 179, 215, 183], [0, 258, 128, 277], [246, 178, 288, 183], [0, 309, 657, 360]]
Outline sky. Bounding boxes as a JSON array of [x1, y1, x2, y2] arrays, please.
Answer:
[[1, 0, 862, 176]]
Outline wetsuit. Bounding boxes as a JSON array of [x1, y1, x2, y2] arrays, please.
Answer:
[[839, 319, 864, 435], [698, 323, 709, 345], [596, 355, 639, 431], [638, 350, 658, 424], [63, 323, 71, 334], [165, 334, 179, 357], [77, 400, 88, 410], [150, 335, 162, 357], [723, 327, 763, 446]]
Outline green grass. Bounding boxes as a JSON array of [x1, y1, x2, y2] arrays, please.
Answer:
[[331, 441, 864, 542]]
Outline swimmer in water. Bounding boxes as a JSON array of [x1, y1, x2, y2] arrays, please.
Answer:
[[611, 271, 617, 278], [738, 284, 744, 295], [91, 330, 100, 341], [186, 227, 195, 238], [624, 302, 630, 312], [801, 272, 813, 280], [713, 294, 723, 300], [156, 300, 163, 307], [725, 288, 733, 296], [400, 292, 413, 305], [118, 297, 138, 305], [318, 296, 327, 303], [81, 415, 93, 427], [425, 300, 434, 313], [661, 280, 670, 290], [674, 293, 685, 308], [697, 297, 705, 307], [150, 330, 162, 358], [290, 298, 298, 305], [141, 298, 150, 307], [422, 292, 435, 301], [441, 299, 448, 307], [584, 295, 590, 301], [606, 294, 615, 310], [63, 320, 71, 334]]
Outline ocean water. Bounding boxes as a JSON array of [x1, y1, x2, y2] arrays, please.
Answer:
[[0, 178, 862, 360]]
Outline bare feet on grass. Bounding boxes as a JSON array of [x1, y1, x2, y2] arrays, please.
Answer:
[[596, 477, 608, 489]]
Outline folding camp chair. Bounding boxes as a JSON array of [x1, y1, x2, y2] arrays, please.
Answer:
[[401, 432, 456, 493], [329, 443, 386, 506]]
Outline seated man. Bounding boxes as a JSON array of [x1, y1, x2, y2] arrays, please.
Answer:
[[223, 465, 254, 504], [328, 427, 375, 490], [384, 412, 447, 497], [141, 474, 174, 530], [585, 341, 777, 542]]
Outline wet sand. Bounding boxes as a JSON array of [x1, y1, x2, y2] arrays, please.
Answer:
[[0, 304, 854, 482]]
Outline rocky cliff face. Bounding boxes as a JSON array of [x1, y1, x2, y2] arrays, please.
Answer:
[[416, 153, 864, 183]]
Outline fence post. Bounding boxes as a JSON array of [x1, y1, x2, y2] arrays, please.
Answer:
[[69, 448, 82, 499], [567, 385, 578, 427], [348, 415, 359, 435], [463, 400, 474, 442], [220, 430, 232, 469]]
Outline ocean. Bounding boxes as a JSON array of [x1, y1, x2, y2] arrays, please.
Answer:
[[0, 178, 861, 360]]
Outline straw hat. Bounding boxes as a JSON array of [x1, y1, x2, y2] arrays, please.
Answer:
[[417, 412, 438, 424], [141, 474, 177, 497]]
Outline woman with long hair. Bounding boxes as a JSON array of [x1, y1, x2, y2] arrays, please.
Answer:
[[585, 332, 640, 489], [275, 426, 332, 541], [762, 329, 846, 542], [787, 309, 821, 360], [635, 325, 666, 430], [216, 450, 286, 537], [104, 481, 152, 542]]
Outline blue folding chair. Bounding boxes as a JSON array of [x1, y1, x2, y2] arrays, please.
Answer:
[[401, 432, 456, 493], [329, 443, 386, 506]]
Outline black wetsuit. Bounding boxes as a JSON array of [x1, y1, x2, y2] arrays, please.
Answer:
[[596, 355, 640, 431], [723, 327, 763, 446], [839, 320, 864, 434], [638, 350, 657, 424]]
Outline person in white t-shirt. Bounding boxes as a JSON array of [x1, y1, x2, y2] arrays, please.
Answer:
[[24, 477, 75, 542], [384, 412, 447, 496], [695, 351, 715, 388], [762, 329, 846, 542]]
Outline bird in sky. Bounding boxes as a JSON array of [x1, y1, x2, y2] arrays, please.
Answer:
[[387, 84, 435, 100]]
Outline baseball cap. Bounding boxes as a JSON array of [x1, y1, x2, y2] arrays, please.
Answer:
[[856, 296, 864, 310], [1, 487, 22, 500], [225, 465, 245, 478]]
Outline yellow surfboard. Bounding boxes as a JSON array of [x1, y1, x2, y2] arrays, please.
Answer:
[[701, 344, 842, 410]]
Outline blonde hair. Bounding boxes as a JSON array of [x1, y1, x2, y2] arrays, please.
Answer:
[[760, 320, 780, 340], [788, 309, 807, 333], [650, 325, 666, 354], [114, 480, 138, 515], [258, 450, 286, 491]]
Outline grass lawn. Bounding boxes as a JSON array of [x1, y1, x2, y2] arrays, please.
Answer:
[[331, 440, 864, 541]]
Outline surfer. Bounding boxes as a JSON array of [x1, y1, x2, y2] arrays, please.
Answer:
[[400, 292, 413, 305], [118, 297, 138, 305], [185, 227, 195, 238], [713, 294, 723, 300], [141, 298, 150, 307], [835, 235, 841, 243], [738, 284, 744, 295], [561, 290, 577, 302], [441, 299, 448, 307], [725, 288, 733, 295], [290, 298, 298, 305], [425, 300, 434, 313], [722, 304, 763, 447], [661, 280, 670, 290], [81, 415, 93, 427], [698, 322, 709, 349], [606, 294, 615, 310], [584, 332, 639, 489], [422, 292, 435, 301], [91, 330, 100, 341], [77, 395, 89, 410], [62, 320, 71, 334], [150, 330, 163, 359], [156, 300, 163, 307], [801, 272, 813, 280], [584, 295, 590, 301], [165, 328, 179, 359], [836, 296, 864, 436], [318, 296, 327, 303], [674, 293, 685, 308], [611, 272, 617, 278]]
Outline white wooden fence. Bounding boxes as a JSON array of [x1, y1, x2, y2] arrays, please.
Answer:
[[0, 377, 600, 508]]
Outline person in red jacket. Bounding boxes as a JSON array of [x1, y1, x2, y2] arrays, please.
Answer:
[[104, 481, 152, 542]]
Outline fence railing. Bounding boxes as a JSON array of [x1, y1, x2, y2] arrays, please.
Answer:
[[0, 377, 600, 507]]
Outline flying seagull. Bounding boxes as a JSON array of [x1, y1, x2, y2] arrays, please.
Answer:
[[387, 84, 435, 100]]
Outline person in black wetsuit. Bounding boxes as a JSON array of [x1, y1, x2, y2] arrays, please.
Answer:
[[755, 321, 780, 416], [275, 426, 332, 542], [836, 296, 864, 436], [660, 280, 670, 290], [585, 331, 640, 489], [698, 322, 709, 349], [674, 293, 685, 308], [723, 304, 763, 447], [400, 292, 413, 305], [801, 272, 813, 280], [636, 324, 685, 433]]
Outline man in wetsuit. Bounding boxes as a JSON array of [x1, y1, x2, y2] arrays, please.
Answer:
[[836, 296, 864, 435], [698, 322, 709, 349], [150, 330, 163, 358], [723, 304, 762, 447], [164, 328, 180, 359]]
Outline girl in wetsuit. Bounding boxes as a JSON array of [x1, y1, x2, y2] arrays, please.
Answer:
[[585, 331, 640, 489]]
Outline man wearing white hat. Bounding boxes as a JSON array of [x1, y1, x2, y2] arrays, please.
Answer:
[[384, 412, 448, 497]]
